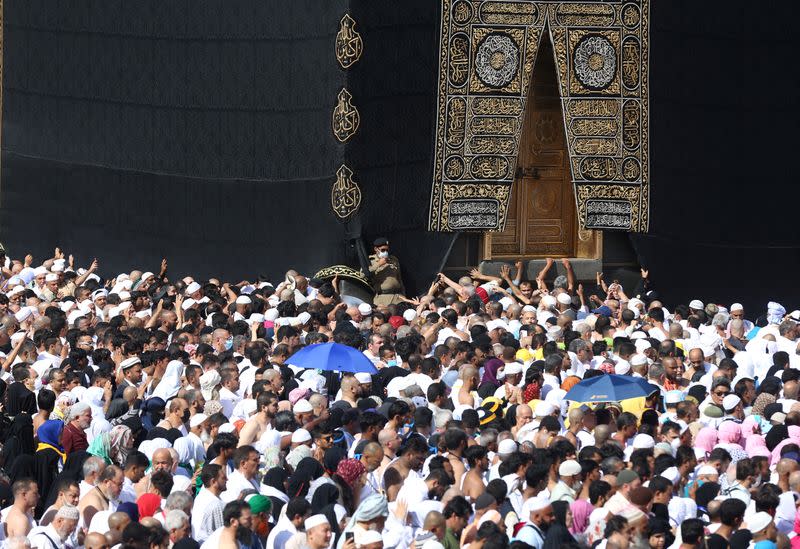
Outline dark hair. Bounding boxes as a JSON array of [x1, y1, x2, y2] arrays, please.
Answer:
[[443, 495, 472, 519], [681, 519, 705, 545], [223, 500, 251, 526], [201, 464, 223, 488], [232, 445, 258, 469], [719, 498, 747, 526], [285, 497, 311, 520], [124, 451, 149, 470], [37, 389, 56, 412], [150, 470, 174, 497], [589, 480, 611, 505]]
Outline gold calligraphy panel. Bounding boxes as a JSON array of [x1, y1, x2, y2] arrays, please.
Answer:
[[331, 165, 362, 221], [335, 15, 363, 69], [429, 0, 649, 233], [332, 89, 360, 143]]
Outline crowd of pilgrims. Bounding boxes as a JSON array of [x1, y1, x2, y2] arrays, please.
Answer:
[[0, 248, 797, 549]]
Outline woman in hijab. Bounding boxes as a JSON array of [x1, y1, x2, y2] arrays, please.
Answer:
[[717, 421, 748, 463], [151, 361, 184, 402], [262, 467, 289, 522], [34, 420, 66, 517], [287, 457, 325, 499], [477, 358, 504, 399], [694, 427, 718, 460], [544, 500, 576, 549], [766, 424, 789, 453], [311, 483, 340, 515], [338, 494, 391, 549], [87, 425, 133, 466], [1, 413, 34, 472], [43, 451, 88, 511], [645, 517, 674, 549]]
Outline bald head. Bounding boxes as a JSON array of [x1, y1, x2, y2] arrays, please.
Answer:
[[122, 386, 137, 403], [568, 408, 584, 425], [424, 511, 445, 530], [789, 471, 800, 492], [85, 533, 109, 549], [594, 424, 611, 446], [363, 442, 383, 459], [152, 448, 173, 472]]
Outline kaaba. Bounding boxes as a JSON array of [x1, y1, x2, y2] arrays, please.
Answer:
[[1, 1, 798, 312]]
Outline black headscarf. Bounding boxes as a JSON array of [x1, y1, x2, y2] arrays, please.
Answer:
[[766, 424, 789, 452], [2, 413, 34, 471], [311, 483, 340, 514], [43, 451, 88, 509], [287, 457, 325, 499], [262, 467, 289, 522], [543, 501, 575, 549]]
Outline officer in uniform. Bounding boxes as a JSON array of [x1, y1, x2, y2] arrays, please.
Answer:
[[368, 237, 405, 306]]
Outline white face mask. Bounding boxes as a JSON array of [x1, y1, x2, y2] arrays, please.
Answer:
[[378, 251, 389, 259]]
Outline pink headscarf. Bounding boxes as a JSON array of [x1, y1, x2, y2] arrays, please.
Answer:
[[771, 439, 796, 465], [718, 421, 742, 445], [788, 426, 800, 444], [745, 435, 772, 460], [570, 499, 594, 535], [695, 427, 718, 456], [791, 509, 800, 549], [740, 416, 759, 439]]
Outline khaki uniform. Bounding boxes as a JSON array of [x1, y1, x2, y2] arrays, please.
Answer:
[[369, 254, 405, 306]]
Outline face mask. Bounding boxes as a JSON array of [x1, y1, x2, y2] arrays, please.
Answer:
[[378, 251, 389, 259], [225, 337, 233, 351], [387, 360, 397, 367]]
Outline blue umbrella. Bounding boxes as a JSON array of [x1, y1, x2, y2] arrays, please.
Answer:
[[287, 342, 378, 374], [564, 374, 657, 403]]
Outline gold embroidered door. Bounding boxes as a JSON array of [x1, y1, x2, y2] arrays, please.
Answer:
[[491, 39, 575, 258]]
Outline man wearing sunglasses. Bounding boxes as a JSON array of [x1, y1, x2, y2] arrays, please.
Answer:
[[368, 237, 405, 306]]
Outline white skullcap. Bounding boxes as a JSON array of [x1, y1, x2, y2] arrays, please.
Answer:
[[486, 319, 507, 332], [67, 311, 85, 326], [59, 301, 76, 313], [118, 291, 131, 302], [403, 309, 417, 322], [358, 303, 372, 316], [499, 296, 515, 311], [181, 298, 196, 311], [199, 370, 221, 400], [291, 429, 312, 444], [660, 466, 680, 484], [697, 465, 719, 476], [614, 361, 631, 375], [354, 372, 372, 384], [45, 273, 58, 282], [293, 399, 313, 414], [556, 293, 572, 305], [33, 266, 48, 276], [218, 423, 236, 434], [558, 459, 581, 476], [235, 295, 252, 305], [522, 305, 536, 313], [297, 312, 311, 325], [10, 332, 26, 345], [87, 510, 113, 534], [356, 530, 383, 546], [498, 439, 517, 455], [186, 282, 201, 295], [248, 313, 265, 324], [634, 339, 652, 353], [689, 299, 704, 310], [15, 307, 33, 322], [630, 331, 646, 339], [521, 496, 551, 516], [264, 309, 280, 321], [504, 363, 523, 376], [722, 394, 741, 412], [632, 433, 655, 449], [8, 285, 25, 297], [630, 354, 648, 367], [56, 505, 80, 521], [189, 413, 208, 428], [120, 357, 141, 370], [747, 512, 773, 534], [304, 514, 329, 531], [619, 506, 646, 523], [92, 289, 108, 300], [542, 295, 557, 308], [534, 402, 555, 417], [730, 302, 743, 312]]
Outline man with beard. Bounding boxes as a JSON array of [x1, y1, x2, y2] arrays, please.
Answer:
[[512, 496, 555, 549], [244, 494, 272, 548], [384, 436, 428, 502], [61, 402, 92, 456], [157, 397, 190, 436], [200, 500, 253, 549], [461, 446, 489, 502], [238, 391, 279, 446], [359, 442, 385, 500], [550, 460, 582, 503], [221, 446, 261, 503], [29, 505, 80, 549], [78, 465, 124, 530], [193, 464, 228, 543]]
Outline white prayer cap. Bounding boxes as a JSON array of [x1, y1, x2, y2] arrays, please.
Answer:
[[556, 292, 572, 305], [291, 429, 312, 444], [522, 305, 536, 313], [8, 285, 25, 297], [235, 295, 252, 305], [189, 413, 208, 428], [51, 260, 66, 272], [665, 390, 684, 405], [59, 301, 76, 313], [120, 357, 141, 370], [15, 307, 34, 322], [293, 398, 313, 414], [140, 272, 154, 282], [304, 514, 329, 531], [67, 311, 85, 326], [185, 282, 201, 295], [45, 273, 58, 282], [10, 332, 26, 345], [746, 512, 773, 534], [634, 339, 652, 353], [498, 439, 518, 455], [558, 460, 581, 476], [358, 303, 373, 316], [354, 372, 372, 384], [264, 309, 279, 321], [499, 296, 516, 310], [33, 266, 48, 276], [615, 361, 631, 375], [660, 467, 680, 484], [247, 313, 265, 324], [722, 394, 741, 412], [92, 289, 108, 300], [676, 420, 690, 434], [218, 423, 236, 434], [118, 291, 131, 302], [632, 434, 655, 449], [199, 369, 221, 400], [56, 504, 80, 521], [619, 507, 646, 523], [504, 362, 523, 376], [689, 299, 704, 310], [521, 496, 551, 517], [542, 295, 557, 308], [87, 510, 112, 533], [630, 354, 648, 367], [403, 309, 417, 322], [697, 465, 719, 476], [118, 273, 130, 281], [240, 285, 255, 295], [356, 530, 383, 546], [534, 402, 555, 417], [181, 298, 196, 311], [730, 303, 744, 312], [297, 312, 311, 325]]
